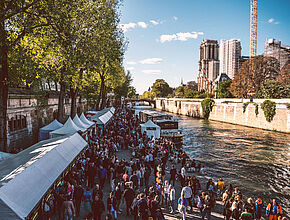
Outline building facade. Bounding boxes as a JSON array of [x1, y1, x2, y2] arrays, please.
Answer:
[[5, 89, 88, 152], [197, 40, 220, 92], [264, 38, 290, 70], [220, 39, 242, 79]]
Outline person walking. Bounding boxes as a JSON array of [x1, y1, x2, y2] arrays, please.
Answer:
[[223, 198, 233, 220], [124, 182, 135, 216], [201, 195, 212, 220], [83, 187, 92, 217], [169, 184, 176, 213], [107, 192, 118, 219], [180, 165, 186, 187], [181, 181, 193, 212], [178, 194, 187, 220], [63, 196, 75, 220], [73, 182, 83, 217], [255, 197, 263, 220], [240, 208, 253, 220], [137, 193, 149, 220], [266, 199, 282, 220], [162, 180, 170, 207], [92, 195, 105, 220], [98, 165, 107, 189], [169, 165, 177, 186]]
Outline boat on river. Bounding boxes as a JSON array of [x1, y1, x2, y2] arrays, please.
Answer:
[[139, 110, 183, 147]]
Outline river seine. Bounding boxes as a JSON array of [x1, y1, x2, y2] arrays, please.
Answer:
[[175, 114, 290, 216]]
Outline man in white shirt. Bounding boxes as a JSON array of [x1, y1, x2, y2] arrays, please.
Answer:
[[181, 181, 193, 212], [169, 185, 176, 213], [180, 165, 186, 187]]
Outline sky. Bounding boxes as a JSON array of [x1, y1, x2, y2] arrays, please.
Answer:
[[119, 0, 290, 94]]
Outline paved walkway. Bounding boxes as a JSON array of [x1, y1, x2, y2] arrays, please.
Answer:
[[77, 149, 224, 220]]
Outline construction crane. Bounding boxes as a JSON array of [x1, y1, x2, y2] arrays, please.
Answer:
[[250, 0, 258, 57], [248, 0, 258, 99]]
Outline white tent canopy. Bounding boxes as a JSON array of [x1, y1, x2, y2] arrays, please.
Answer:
[[99, 111, 113, 125], [73, 114, 90, 130], [140, 120, 160, 139], [80, 113, 94, 126], [90, 108, 113, 125], [39, 119, 63, 141], [0, 133, 87, 219], [110, 107, 115, 114], [0, 152, 12, 162], [50, 117, 85, 138]]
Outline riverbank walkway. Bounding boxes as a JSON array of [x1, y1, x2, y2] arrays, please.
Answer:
[[77, 148, 224, 220]]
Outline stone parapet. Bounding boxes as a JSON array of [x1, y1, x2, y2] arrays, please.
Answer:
[[155, 98, 290, 133]]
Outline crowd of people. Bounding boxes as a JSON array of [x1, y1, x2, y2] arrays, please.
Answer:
[[41, 107, 286, 220]]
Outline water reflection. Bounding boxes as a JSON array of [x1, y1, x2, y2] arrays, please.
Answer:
[[176, 115, 290, 216]]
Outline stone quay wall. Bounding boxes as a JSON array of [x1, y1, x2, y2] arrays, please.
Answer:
[[7, 94, 88, 152], [155, 98, 290, 133]]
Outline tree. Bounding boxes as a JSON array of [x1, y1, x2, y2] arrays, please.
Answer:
[[277, 62, 290, 85], [114, 71, 134, 100], [151, 79, 173, 98], [175, 86, 184, 97], [256, 80, 290, 99], [184, 81, 198, 92], [140, 91, 154, 99], [229, 56, 280, 98], [216, 80, 233, 98], [128, 86, 137, 98], [0, 0, 50, 151]]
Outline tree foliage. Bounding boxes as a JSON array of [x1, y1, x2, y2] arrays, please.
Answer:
[[0, 0, 133, 151], [277, 62, 290, 85], [201, 98, 215, 119], [261, 100, 276, 123], [151, 79, 172, 98], [229, 56, 280, 98], [216, 80, 233, 98], [256, 80, 290, 99], [175, 86, 184, 97]]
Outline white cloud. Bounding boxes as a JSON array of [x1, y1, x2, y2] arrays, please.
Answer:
[[176, 32, 198, 41], [126, 61, 137, 65], [137, 22, 148, 28], [118, 22, 137, 32], [160, 32, 203, 43], [150, 20, 159, 25], [142, 70, 162, 75], [140, 58, 163, 64], [127, 67, 135, 71], [160, 34, 177, 43], [268, 18, 280, 24], [173, 16, 178, 21]]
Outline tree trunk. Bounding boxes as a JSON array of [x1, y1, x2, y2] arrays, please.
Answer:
[[54, 80, 58, 91], [47, 80, 51, 90], [0, 19, 8, 152], [58, 80, 65, 123], [100, 80, 107, 110], [97, 76, 105, 110], [70, 87, 79, 118]]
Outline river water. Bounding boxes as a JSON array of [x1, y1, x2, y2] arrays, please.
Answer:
[[174, 114, 289, 216]]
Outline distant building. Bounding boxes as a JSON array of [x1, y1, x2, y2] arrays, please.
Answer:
[[220, 39, 242, 79], [240, 56, 249, 66], [264, 38, 290, 70], [197, 40, 220, 92]]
